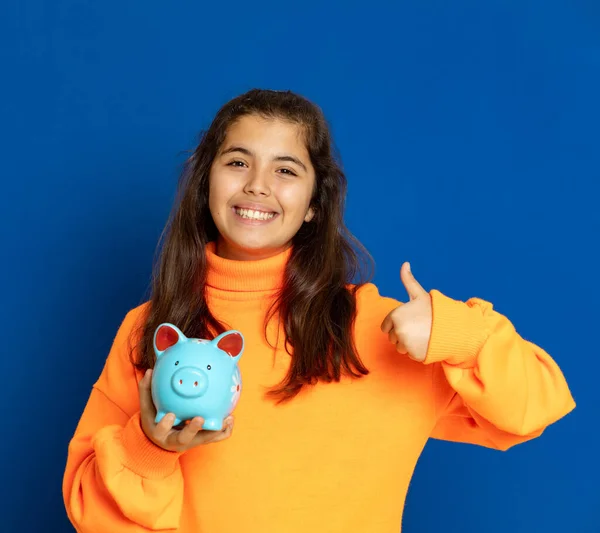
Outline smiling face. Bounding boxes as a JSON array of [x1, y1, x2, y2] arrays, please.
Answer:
[[208, 114, 316, 260]]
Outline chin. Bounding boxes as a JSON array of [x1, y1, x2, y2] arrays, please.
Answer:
[[219, 235, 282, 256]]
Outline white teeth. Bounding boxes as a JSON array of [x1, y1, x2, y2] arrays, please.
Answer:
[[235, 208, 276, 221]]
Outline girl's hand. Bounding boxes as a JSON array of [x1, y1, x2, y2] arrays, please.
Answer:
[[138, 369, 234, 452], [380, 262, 433, 362]]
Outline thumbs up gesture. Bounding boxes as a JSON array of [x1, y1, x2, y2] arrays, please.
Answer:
[[380, 262, 433, 362]]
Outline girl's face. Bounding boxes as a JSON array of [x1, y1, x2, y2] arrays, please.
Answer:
[[208, 114, 316, 261]]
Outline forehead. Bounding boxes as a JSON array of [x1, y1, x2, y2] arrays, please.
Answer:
[[223, 115, 308, 155]]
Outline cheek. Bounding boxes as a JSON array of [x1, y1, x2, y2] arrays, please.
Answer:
[[278, 185, 313, 215], [207, 184, 220, 215], [208, 173, 236, 214]]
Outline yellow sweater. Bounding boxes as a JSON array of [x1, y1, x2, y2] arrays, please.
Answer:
[[63, 242, 575, 532]]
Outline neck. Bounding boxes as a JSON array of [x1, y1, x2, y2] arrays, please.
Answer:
[[205, 241, 292, 293], [214, 237, 293, 261]]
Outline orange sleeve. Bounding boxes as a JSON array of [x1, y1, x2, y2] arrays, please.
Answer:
[[62, 306, 185, 532], [426, 289, 576, 450]]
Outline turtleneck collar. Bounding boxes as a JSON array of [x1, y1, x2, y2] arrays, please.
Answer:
[[204, 241, 292, 292]]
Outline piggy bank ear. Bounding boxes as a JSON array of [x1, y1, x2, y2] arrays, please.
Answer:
[[154, 323, 187, 358], [213, 330, 244, 361]]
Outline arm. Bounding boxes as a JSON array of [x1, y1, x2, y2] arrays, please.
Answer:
[[426, 289, 576, 450], [62, 306, 185, 532]]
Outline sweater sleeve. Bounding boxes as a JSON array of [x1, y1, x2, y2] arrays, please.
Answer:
[[62, 305, 185, 532], [426, 289, 576, 451]]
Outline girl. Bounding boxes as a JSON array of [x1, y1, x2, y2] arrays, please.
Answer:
[[62, 89, 575, 533]]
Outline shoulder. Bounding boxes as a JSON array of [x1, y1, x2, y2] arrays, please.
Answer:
[[123, 300, 152, 331], [349, 282, 403, 326], [105, 300, 152, 364], [88, 300, 153, 415], [351, 282, 403, 315]]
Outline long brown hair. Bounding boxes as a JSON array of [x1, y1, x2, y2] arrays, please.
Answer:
[[132, 88, 375, 403]]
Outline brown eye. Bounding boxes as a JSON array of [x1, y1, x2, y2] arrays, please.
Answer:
[[278, 168, 297, 176]]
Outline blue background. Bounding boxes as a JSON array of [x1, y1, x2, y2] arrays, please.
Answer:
[[1, 1, 598, 531]]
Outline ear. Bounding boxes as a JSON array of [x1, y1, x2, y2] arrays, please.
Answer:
[[154, 323, 187, 358], [304, 206, 315, 223], [212, 330, 244, 361]]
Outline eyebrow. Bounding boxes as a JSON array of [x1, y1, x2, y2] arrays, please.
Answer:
[[220, 145, 308, 172]]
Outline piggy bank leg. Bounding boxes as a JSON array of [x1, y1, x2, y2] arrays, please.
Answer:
[[202, 418, 223, 431]]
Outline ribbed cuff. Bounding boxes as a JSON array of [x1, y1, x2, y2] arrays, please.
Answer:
[[424, 289, 489, 367], [120, 411, 183, 479]]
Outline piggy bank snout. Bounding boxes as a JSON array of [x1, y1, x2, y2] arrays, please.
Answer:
[[171, 366, 208, 398]]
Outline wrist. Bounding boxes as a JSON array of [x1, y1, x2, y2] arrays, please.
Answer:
[[423, 289, 489, 367], [119, 411, 183, 479]]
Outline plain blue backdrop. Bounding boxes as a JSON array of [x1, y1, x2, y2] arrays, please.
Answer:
[[1, 1, 598, 531]]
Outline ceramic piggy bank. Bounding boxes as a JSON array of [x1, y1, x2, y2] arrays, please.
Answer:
[[150, 323, 244, 431]]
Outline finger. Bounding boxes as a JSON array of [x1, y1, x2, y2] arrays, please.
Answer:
[[138, 369, 156, 420], [196, 417, 235, 445], [388, 329, 397, 344], [380, 309, 395, 333], [381, 303, 408, 334], [400, 262, 427, 300], [395, 342, 409, 355], [173, 416, 205, 447], [388, 330, 408, 354], [154, 412, 176, 441]]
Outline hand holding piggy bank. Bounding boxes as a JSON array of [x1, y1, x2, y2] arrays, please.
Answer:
[[150, 323, 244, 431]]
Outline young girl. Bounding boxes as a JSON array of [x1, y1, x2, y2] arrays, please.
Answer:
[[62, 89, 575, 533]]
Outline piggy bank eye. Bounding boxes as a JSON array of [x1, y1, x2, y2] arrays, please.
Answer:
[[174, 361, 179, 366], [207, 365, 211, 370]]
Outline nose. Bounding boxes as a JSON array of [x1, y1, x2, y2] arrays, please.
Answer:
[[243, 168, 271, 196], [171, 367, 208, 398]]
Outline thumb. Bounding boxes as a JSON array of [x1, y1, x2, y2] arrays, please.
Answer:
[[400, 262, 427, 300]]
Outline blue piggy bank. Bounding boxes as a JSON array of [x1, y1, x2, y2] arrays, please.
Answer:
[[150, 323, 244, 431]]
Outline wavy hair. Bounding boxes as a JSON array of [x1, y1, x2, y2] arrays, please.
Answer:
[[132, 88, 375, 403]]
